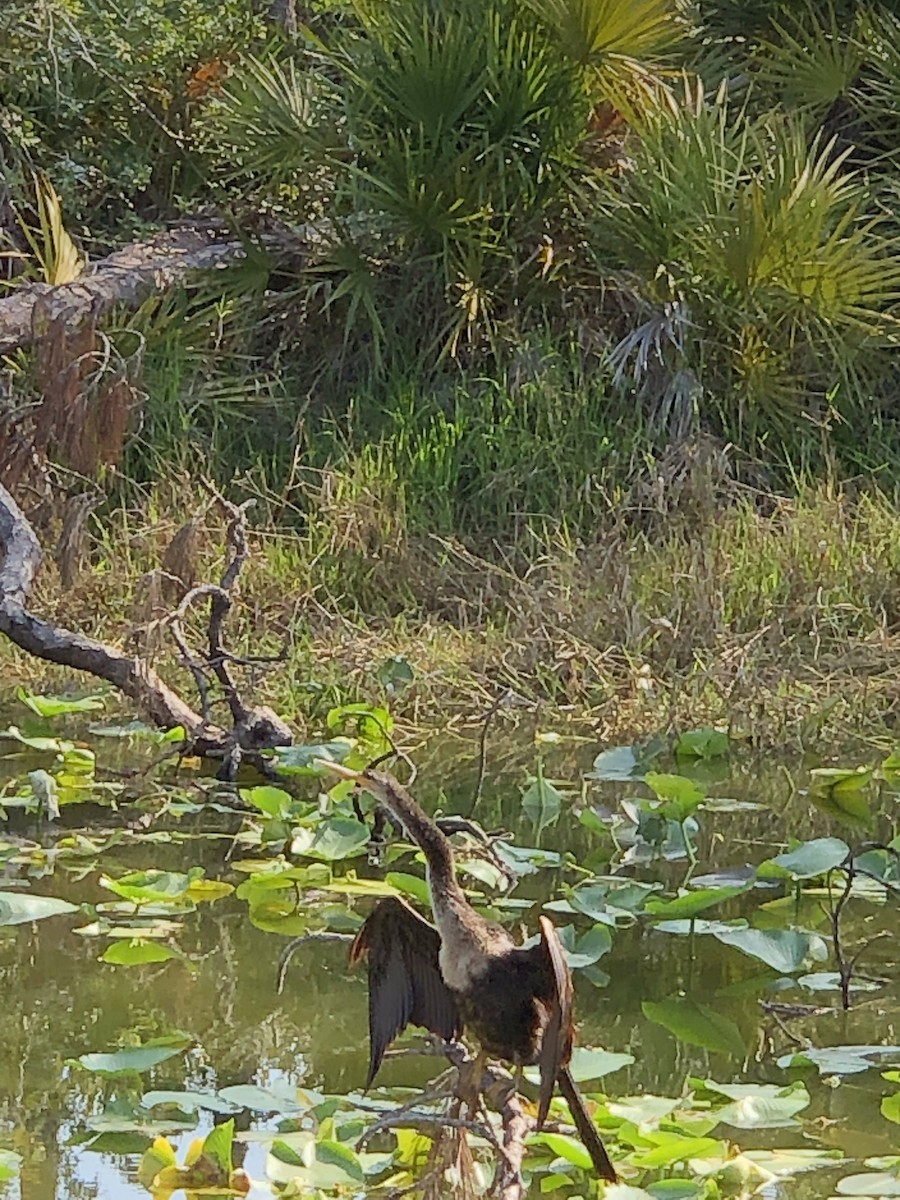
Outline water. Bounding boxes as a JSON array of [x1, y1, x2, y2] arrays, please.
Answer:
[[0, 708, 898, 1198]]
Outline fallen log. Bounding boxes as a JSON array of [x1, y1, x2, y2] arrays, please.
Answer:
[[0, 481, 293, 765], [0, 226, 247, 355]]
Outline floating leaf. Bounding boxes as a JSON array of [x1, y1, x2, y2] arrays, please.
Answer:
[[882, 1093, 900, 1125], [316, 1139, 365, 1183], [588, 746, 641, 780], [0, 726, 75, 753], [143, 1090, 240, 1116], [646, 886, 747, 919], [798, 971, 882, 994], [712, 928, 828, 974], [567, 1047, 635, 1081], [642, 998, 744, 1057], [631, 1134, 726, 1168], [538, 1133, 594, 1171], [644, 773, 706, 822], [0, 891, 78, 925], [273, 740, 352, 774], [759, 838, 849, 880], [100, 941, 179, 966], [241, 785, 295, 818], [521, 768, 562, 837], [0, 1149, 21, 1182], [100, 869, 201, 906], [218, 1083, 304, 1114], [778, 1045, 900, 1075], [674, 728, 730, 759], [17, 687, 104, 717], [296, 817, 370, 862], [76, 1042, 188, 1075], [385, 872, 431, 907], [836, 1172, 900, 1195], [705, 1081, 810, 1129]]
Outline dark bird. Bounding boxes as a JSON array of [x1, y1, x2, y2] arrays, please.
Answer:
[[316, 760, 618, 1183]]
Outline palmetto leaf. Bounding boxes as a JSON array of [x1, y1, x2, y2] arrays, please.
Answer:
[[757, 3, 865, 115]]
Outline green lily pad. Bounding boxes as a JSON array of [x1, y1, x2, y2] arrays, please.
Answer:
[[76, 1041, 188, 1075], [0, 891, 78, 925], [759, 838, 849, 880], [712, 928, 828, 974], [643, 997, 744, 1057]]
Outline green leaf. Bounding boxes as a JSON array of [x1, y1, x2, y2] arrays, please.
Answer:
[[100, 941, 179, 966], [642, 998, 745, 1056], [0, 891, 78, 925], [759, 838, 849, 880], [0, 1149, 22, 1182], [567, 1047, 635, 1081], [17, 687, 104, 717], [646, 886, 747, 919], [142, 1090, 240, 1116], [76, 1043, 188, 1075], [881, 1093, 900, 1125], [588, 746, 641, 780], [538, 1133, 594, 1171], [707, 1081, 810, 1128], [316, 1138, 365, 1183], [326, 704, 393, 744], [273, 740, 353, 774], [631, 1134, 726, 1168], [674, 728, 729, 759], [241, 785, 295, 818], [521, 766, 562, 837], [835, 1173, 900, 1195], [0, 726, 74, 753], [376, 654, 414, 693], [100, 869, 199, 905], [217, 1083, 305, 1114], [200, 1119, 234, 1174], [385, 871, 431, 906], [712, 927, 828, 974], [297, 817, 370, 862], [644, 773, 706, 822], [778, 1045, 900, 1075]]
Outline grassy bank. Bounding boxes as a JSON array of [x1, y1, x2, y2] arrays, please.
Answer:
[[6, 462, 900, 753]]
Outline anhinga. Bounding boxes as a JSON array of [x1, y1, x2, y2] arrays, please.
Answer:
[[316, 760, 618, 1184]]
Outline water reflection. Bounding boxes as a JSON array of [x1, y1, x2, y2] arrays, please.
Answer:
[[0, 715, 898, 1198]]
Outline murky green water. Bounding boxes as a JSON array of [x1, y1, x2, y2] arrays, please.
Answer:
[[0, 705, 898, 1199]]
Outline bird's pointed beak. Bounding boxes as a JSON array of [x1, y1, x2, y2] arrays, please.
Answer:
[[313, 758, 365, 784]]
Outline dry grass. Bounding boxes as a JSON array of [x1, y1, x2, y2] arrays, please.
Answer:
[[5, 465, 900, 754]]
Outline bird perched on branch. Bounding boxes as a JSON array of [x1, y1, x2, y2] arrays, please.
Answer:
[[315, 760, 618, 1183]]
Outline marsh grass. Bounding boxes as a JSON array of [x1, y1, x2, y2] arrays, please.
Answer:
[[10, 456, 900, 753]]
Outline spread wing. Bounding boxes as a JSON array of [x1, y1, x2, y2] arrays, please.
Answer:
[[536, 915, 574, 1129], [349, 895, 462, 1088]]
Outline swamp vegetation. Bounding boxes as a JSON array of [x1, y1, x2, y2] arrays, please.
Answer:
[[1, 0, 900, 1196]]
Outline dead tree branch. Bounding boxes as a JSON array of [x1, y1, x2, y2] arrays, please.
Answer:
[[0, 227, 247, 355], [0, 482, 292, 763]]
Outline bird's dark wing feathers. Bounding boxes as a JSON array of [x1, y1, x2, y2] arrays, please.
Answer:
[[536, 915, 574, 1129], [349, 896, 461, 1088]]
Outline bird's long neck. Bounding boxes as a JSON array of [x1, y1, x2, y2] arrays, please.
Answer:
[[367, 772, 466, 907]]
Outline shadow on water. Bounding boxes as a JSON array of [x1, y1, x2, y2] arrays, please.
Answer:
[[0, 697, 898, 1198]]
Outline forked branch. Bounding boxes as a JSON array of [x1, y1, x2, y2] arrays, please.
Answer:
[[0, 482, 291, 762]]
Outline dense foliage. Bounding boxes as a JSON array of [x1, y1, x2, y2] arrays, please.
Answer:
[[2, 0, 900, 536]]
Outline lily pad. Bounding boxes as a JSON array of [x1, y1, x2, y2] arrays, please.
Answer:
[[588, 746, 641, 781], [76, 1042, 188, 1075], [143, 1089, 240, 1115], [712, 928, 828, 974], [778, 1045, 900, 1076], [643, 997, 744, 1057], [759, 838, 849, 880], [0, 891, 78, 925]]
